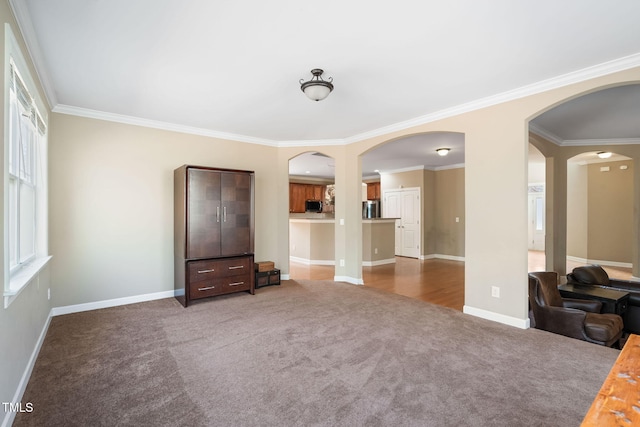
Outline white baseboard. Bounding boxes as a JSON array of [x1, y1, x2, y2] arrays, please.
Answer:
[[281, 274, 290, 280], [51, 290, 175, 317], [289, 256, 335, 266], [2, 310, 52, 427], [420, 254, 465, 262], [463, 305, 530, 330], [566, 256, 632, 269], [334, 276, 364, 285], [362, 258, 396, 267]]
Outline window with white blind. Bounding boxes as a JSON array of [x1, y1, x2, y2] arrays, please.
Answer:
[[4, 25, 50, 307], [8, 62, 44, 271]]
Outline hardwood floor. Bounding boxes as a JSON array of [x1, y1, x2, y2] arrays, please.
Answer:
[[289, 257, 465, 311], [289, 252, 635, 313], [528, 250, 633, 281]]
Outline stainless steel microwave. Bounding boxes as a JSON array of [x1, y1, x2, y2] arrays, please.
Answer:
[[305, 200, 323, 213]]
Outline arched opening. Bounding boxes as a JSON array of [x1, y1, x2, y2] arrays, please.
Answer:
[[528, 83, 640, 280], [358, 132, 466, 311], [288, 151, 336, 280]]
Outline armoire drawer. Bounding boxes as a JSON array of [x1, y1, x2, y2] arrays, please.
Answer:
[[189, 280, 223, 299], [217, 257, 252, 278], [220, 274, 252, 293], [188, 259, 219, 284]]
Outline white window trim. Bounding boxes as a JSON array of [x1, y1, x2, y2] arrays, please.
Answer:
[[3, 23, 50, 308]]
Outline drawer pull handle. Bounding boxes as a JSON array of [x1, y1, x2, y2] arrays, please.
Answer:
[[197, 268, 215, 274], [229, 281, 244, 287], [228, 265, 244, 270], [197, 285, 216, 291]]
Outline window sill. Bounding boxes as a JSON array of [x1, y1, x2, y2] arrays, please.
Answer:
[[4, 255, 52, 308]]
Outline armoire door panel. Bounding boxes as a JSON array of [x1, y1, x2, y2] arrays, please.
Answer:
[[221, 172, 252, 255], [187, 169, 221, 259]]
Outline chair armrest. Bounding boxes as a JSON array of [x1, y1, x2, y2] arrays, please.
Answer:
[[562, 298, 602, 313], [534, 306, 588, 340]]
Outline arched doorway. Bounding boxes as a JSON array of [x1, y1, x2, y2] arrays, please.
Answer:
[[287, 151, 336, 280], [358, 132, 466, 310], [528, 83, 640, 279]]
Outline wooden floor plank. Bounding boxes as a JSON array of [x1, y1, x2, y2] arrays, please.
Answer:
[[289, 252, 632, 312]]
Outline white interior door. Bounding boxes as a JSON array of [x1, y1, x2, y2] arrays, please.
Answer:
[[400, 190, 420, 258], [528, 193, 545, 251], [383, 188, 421, 258]]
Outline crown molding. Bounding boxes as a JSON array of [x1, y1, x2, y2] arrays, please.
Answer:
[[345, 52, 640, 145], [529, 123, 640, 147], [378, 165, 426, 175], [433, 163, 465, 171], [8, 0, 56, 109], [52, 104, 279, 146], [528, 123, 564, 145], [561, 137, 640, 146], [13, 0, 640, 150], [277, 139, 346, 147]]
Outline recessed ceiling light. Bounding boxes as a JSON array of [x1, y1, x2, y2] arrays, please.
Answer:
[[597, 151, 612, 159], [305, 170, 311, 174], [436, 148, 450, 156]]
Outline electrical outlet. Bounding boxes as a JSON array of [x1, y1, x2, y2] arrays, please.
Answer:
[[340, 259, 345, 267], [47, 288, 51, 300], [374, 248, 378, 254], [491, 286, 500, 298]]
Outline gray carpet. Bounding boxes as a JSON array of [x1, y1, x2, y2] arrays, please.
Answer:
[[15, 280, 618, 426]]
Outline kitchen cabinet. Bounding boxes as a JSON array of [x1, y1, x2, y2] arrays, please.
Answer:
[[290, 183, 307, 213], [289, 183, 326, 212], [304, 184, 325, 201], [367, 182, 381, 200], [174, 165, 255, 307]]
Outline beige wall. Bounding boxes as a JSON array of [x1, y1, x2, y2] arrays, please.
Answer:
[[362, 221, 396, 263], [49, 114, 280, 306], [566, 162, 588, 259], [379, 167, 464, 258], [587, 160, 634, 263], [0, 7, 53, 423], [435, 167, 465, 257], [289, 220, 336, 264], [289, 221, 311, 260], [423, 170, 436, 255]]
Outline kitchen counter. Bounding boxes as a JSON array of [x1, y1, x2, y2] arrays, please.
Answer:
[[289, 217, 396, 266], [289, 218, 335, 264]]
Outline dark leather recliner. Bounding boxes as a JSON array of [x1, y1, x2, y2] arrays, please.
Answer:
[[567, 264, 640, 334], [528, 271, 623, 347]]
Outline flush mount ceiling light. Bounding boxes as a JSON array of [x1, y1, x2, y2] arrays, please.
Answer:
[[436, 148, 450, 156], [300, 69, 334, 101], [597, 151, 613, 159]]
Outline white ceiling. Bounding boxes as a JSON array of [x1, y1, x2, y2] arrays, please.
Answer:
[[12, 0, 640, 178]]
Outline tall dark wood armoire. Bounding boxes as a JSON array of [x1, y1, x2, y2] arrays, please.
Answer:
[[174, 165, 255, 307]]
